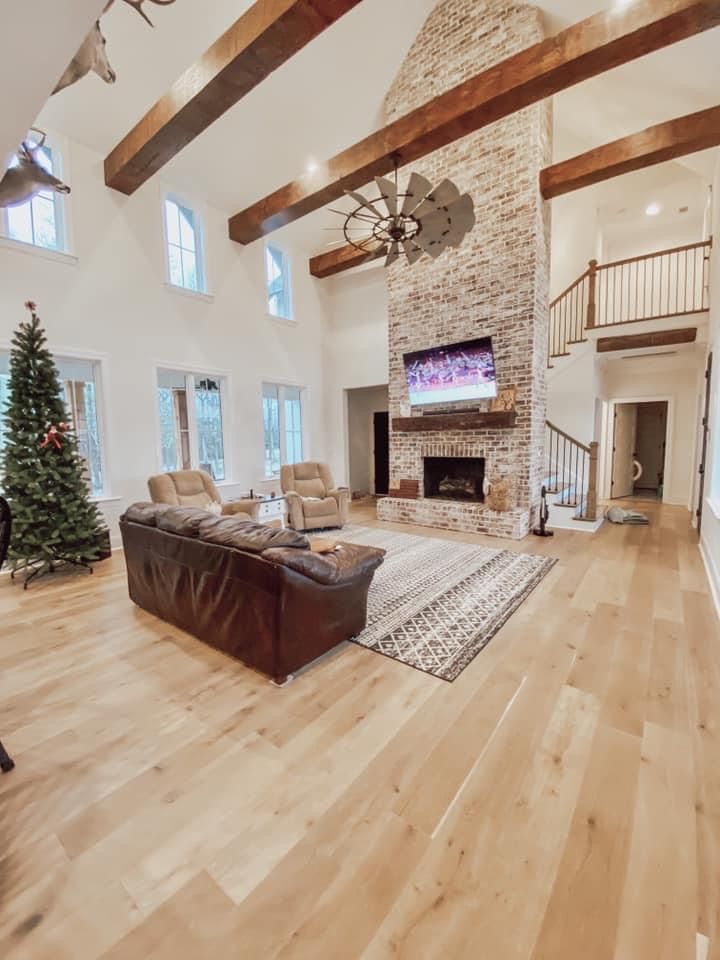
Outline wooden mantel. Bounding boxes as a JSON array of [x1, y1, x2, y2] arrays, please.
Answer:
[[392, 410, 517, 432]]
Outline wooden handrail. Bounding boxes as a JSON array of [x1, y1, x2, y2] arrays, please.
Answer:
[[549, 269, 589, 310], [596, 238, 711, 272], [545, 420, 591, 453]]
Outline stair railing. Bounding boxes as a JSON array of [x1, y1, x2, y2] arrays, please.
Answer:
[[545, 420, 599, 522], [549, 239, 712, 361]]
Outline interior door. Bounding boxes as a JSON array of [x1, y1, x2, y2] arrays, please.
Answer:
[[611, 403, 637, 498], [697, 353, 712, 538], [373, 411, 390, 495]]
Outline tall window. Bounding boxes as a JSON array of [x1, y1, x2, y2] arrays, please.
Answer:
[[265, 244, 292, 320], [164, 197, 206, 293], [0, 142, 66, 252], [0, 352, 104, 497], [157, 369, 226, 480], [262, 382, 303, 478]]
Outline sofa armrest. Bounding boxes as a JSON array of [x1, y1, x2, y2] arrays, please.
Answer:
[[262, 542, 385, 586], [283, 491, 306, 531], [327, 487, 349, 524], [222, 499, 261, 521]]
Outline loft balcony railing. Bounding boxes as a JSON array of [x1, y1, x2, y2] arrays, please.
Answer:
[[549, 239, 712, 362]]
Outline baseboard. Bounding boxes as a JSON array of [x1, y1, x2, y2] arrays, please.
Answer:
[[699, 539, 720, 621]]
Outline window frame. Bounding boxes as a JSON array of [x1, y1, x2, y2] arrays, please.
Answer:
[[161, 191, 209, 297], [264, 242, 294, 323], [261, 379, 306, 480], [0, 345, 110, 500], [154, 363, 231, 482], [0, 132, 71, 256]]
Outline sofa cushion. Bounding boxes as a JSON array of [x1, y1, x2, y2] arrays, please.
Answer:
[[123, 502, 171, 527], [156, 506, 214, 538], [294, 478, 325, 499], [302, 496, 338, 519], [262, 542, 385, 586], [198, 515, 309, 553]]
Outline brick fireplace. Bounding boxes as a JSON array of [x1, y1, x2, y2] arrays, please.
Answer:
[[376, 0, 551, 540]]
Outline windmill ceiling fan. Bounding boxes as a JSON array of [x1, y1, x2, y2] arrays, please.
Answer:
[[328, 160, 476, 267]]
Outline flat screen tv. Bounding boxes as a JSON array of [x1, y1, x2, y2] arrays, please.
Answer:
[[403, 336, 497, 406]]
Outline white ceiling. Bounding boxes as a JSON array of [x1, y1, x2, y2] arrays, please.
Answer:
[[23, 0, 720, 253]]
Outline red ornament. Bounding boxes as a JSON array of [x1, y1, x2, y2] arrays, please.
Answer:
[[40, 422, 69, 450], [24, 300, 37, 313]]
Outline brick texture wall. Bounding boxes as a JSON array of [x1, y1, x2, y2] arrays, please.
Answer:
[[376, 0, 552, 540]]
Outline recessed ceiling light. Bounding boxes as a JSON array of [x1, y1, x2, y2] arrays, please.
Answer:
[[306, 159, 319, 174], [645, 202, 661, 216]]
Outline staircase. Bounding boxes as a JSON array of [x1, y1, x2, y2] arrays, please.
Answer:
[[543, 239, 711, 533], [544, 421, 601, 532]]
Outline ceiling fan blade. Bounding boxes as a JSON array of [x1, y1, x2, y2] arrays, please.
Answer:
[[375, 176, 398, 218], [413, 179, 462, 220], [344, 189, 383, 219], [400, 172, 432, 217], [402, 238, 424, 265], [385, 241, 401, 267]]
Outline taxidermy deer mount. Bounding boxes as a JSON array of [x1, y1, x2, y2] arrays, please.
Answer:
[[54, 0, 176, 94], [0, 130, 71, 209]]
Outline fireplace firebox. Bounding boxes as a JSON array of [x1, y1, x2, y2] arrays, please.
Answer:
[[423, 456, 485, 503]]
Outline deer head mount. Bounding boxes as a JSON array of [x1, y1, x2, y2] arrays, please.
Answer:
[[0, 131, 71, 209], [53, 0, 176, 95]]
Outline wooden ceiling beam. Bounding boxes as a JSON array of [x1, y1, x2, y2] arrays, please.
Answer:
[[309, 242, 385, 279], [310, 103, 720, 279], [104, 0, 363, 195], [596, 327, 697, 352], [228, 0, 720, 244], [541, 104, 720, 199]]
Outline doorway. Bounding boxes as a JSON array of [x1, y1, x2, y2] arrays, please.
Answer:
[[345, 385, 389, 498], [611, 400, 669, 500], [373, 411, 389, 495]]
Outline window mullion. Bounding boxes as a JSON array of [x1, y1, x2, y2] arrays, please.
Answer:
[[278, 386, 287, 464], [185, 374, 199, 469]]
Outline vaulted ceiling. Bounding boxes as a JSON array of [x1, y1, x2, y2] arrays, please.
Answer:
[[26, 0, 720, 254]]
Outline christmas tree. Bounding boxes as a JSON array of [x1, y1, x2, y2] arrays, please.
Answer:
[[0, 301, 106, 586]]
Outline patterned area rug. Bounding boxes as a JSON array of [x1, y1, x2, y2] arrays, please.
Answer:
[[330, 525, 556, 682]]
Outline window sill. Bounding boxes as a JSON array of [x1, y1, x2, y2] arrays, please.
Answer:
[[706, 498, 720, 521], [267, 313, 297, 327], [164, 282, 214, 303], [90, 494, 123, 505], [0, 234, 77, 266]]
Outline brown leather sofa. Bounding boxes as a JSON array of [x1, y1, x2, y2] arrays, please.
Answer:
[[119, 503, 384, 684], [147, 469, 260, 521], [280, 461, 349, 531]]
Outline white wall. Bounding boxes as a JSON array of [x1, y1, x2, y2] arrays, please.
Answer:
[[0, 0, 107, 172], [597, 351, 703, 508], [323, 267, 388, 485], [347, 384, 388, 496], [0, 137, 330, 543], [700, 156, 720, 613], [546, 341, 599, 445]]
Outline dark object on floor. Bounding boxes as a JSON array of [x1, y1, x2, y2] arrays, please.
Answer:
[[0, 740, 14, 773], [533, 486, 554, 538], [119, 503, 385, 684], [0, 496, 10, 567], [606, 506, 649, 525]]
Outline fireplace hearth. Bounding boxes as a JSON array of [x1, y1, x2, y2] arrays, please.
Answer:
[[424, 456, 485, 503]]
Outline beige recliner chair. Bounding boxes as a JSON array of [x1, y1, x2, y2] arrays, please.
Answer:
[[280, 462, 349, 531], [147, 470, 260, 521]]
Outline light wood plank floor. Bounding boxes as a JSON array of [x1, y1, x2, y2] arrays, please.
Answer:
[[1, 501, 718, 959]]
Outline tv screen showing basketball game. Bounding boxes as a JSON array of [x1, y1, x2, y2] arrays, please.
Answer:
[[403, 336, 498, 406]]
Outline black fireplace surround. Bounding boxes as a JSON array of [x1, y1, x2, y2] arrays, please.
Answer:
[[423, 456, 485, 502]]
